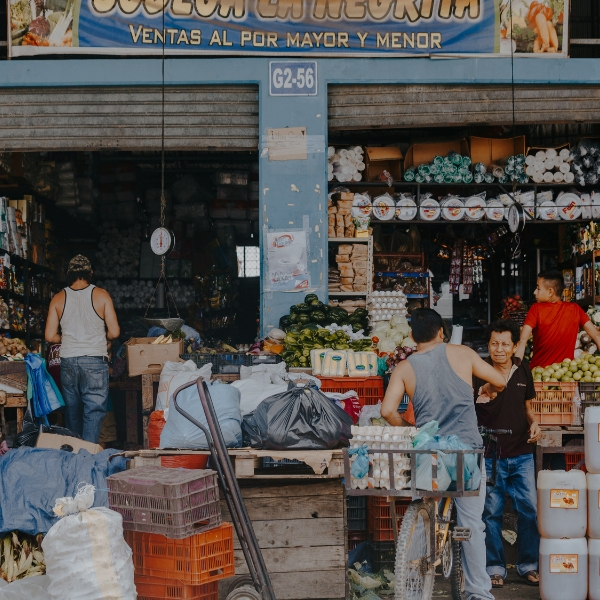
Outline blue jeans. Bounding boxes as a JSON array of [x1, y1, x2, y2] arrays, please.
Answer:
[[61, 356, 109, 443], [483, 454, 540, 579], [456, 461, 495, 600]]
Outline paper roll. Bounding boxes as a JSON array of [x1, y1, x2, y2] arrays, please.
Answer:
[[450, 325, 463, 345]]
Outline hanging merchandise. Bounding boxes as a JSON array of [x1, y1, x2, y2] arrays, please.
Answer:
[[24, 353, 64, 425]]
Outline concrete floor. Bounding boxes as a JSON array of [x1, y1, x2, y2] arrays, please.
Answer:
[[433, 569, 540, 599]]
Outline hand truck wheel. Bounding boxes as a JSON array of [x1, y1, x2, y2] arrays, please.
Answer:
[[226, 586, 263, 600]]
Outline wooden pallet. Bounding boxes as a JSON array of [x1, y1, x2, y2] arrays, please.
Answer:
[[124, 448, 345, 479]]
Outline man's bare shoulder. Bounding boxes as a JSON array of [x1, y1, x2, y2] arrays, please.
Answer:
[[446, 343, 477, 360], [93, 287, 112, 301], [49, 290, 65, 307]]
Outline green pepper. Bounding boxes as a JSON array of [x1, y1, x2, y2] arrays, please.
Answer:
[[289, 304, 299, 314], [295, 303, 311, 314], [311, 311, 326, 324], [351, 322, 364, 333], [299, 356, 307, 364], [279, 315, 292, 329], [304, 293, 318, 305], [334, 343, 350, 350], [281, 351, 296, 360], [302, 348, 311, 357], [310, 301, 325, 312], [289, 360, 300, 367], [284, 333, 299, 344], [353, 308, 367, 317]]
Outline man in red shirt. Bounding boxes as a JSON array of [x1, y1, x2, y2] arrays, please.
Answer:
[[515, 270, 600, 369]]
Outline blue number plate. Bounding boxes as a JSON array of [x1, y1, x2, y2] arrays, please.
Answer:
[[269, 61, 318, 96]]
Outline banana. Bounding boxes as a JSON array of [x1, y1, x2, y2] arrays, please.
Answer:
[[32, 550, 45, 565], [152, 335, 165, 344], [11, 532, 19, 550], [163, 335, 172, 344]]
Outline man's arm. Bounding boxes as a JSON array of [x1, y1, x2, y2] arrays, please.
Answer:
[[471, 351, 506, 400], [380, 363, 412, 427], [582, 321, 600, 351], [102, 293, 120, 340], [44, 295, 62, 344], [515, 324, 533, 362], [525, 400, 542, 442]]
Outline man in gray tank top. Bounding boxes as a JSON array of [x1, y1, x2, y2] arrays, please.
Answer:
[[381, 309, 506, 600], [45, 255, 120, 443]]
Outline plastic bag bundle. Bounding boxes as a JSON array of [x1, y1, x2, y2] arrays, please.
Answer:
[[25, 353, 64, 423], [413, 420, 481, 492], [155, 360, 213, 411], [42, 485, 136, 600], [242, 380, 353, 450], [349, 445, 369, 479], [160, 380, 242, 449]]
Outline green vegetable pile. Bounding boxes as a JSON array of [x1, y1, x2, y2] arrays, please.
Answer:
[[281, 328, 374, 368], [279, 293, 369, 334]]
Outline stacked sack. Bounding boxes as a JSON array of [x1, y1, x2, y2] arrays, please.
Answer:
[[537, 405, 600, 600], [333, 243, 369, 293], [108, 467, 235, 600]]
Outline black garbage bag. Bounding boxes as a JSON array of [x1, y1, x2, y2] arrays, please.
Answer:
[[242, 381, 353, 450], [14, 421, 81, 448]]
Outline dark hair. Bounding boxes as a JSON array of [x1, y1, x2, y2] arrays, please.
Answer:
[[486, 319, 521, 345], [538, 269, 564, 296], [410, 308, 444, 343], [66, 266, 93, 286]]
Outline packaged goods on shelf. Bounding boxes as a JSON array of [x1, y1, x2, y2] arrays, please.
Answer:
[[395, 193, 418, 221], [368, 290, 407, 325], [95, 222, 141, 278], [404, 151, 473, 184], [526, 146, 573, 183], [348, 425, 416, 490], [328, 146, 365, 183], [335, 243, 369, 293], [569, 140, 600, 186]]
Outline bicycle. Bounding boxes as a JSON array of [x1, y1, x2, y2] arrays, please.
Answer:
[[343, 426, 511, 600]]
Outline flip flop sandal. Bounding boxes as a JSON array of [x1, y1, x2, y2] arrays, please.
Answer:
[[490, 575, 504, 588], [520, 570, 540, 586]]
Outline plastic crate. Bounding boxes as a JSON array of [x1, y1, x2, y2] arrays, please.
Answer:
[[565, 452, 585, 471], [579, 382, 600, 417], [348, 530, 368, 551], [125, 523, 235, 585], [318, 376, 384, 406], [367, 497, 410, 542], [181, 353, 281, 374], [107, 467, 221, 539], [347, 496, 367, 531], [531, 381, 576, 425], [370, 541, 395, 573], [135, 576, 218, 600]]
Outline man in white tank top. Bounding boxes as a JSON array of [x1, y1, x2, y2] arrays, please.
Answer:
[[45, 255, 120, 443]]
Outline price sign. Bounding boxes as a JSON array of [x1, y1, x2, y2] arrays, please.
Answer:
[[269, 61, 318, 97]]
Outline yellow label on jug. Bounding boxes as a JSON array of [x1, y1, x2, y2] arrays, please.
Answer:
[[550, 554, 578, 574], [550, 489, 579, 509]]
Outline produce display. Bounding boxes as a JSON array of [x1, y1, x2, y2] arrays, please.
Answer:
[[0, 337, 30, 359], [500, 294, 528, 325], [0, 532, 45, 582], [279, 294, 369, 334], [328, 146, 365, 183], [370, 315, 415, 356], [532, 354, 600, 383], [576, 329, 598, 357]]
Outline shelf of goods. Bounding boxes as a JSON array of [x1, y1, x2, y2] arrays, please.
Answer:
[[329, 181, 600, 225], [558, 250, 600, 308], [328, 237, 373, 298]]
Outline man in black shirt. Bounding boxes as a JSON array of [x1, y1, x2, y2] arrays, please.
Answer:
[[473, 320, 541, 589]]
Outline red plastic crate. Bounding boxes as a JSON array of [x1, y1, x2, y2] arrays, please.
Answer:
[[367, 497, 410, 541], [565, 452, 585, 472], [108, 467, 221, 539], [319, 376, 384, 406], [125, 523, 235, 585], [135, 576, 218, 600]]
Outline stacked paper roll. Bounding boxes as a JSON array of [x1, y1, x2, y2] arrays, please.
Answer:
[[328, 146, 366, 183], [526, 148, 574, 184]]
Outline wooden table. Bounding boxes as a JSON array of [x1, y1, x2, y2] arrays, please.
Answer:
[[535, 425, 584, 473]]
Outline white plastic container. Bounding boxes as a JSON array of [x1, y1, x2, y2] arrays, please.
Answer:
[[585, 406, 600, 474], [588, 473, 600, 538], [589, 538, 600, 600], [537, 469, 587, 539], [539, 537, 588, 600]]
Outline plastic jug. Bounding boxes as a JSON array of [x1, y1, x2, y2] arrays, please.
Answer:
[[589, 539, 600, 600], [537, 469, 587, 538], [585, 406, 600, 474], [539, 537, 588, 600], [588, 473, 600, 539]]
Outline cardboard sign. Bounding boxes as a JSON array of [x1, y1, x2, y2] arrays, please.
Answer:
[[36, 432, 103, 454], [267, 127, 307, 161]]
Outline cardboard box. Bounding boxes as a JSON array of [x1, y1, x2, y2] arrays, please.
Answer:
[[364, 147, 403, 182], [126, 337, 184, 377], [469, 136, 526, 168], [404, 139, 470, 170], [36, 432, 103, 454]]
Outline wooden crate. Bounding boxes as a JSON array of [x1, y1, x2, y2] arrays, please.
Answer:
[[219, 480, 346, 600]]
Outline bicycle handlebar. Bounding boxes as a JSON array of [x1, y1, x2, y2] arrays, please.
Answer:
[[478, 426, 512, 435]]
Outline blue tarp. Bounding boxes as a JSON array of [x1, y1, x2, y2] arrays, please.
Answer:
[[0, 447, 128, 535]]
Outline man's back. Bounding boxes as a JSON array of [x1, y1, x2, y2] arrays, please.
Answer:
[[407, 343, 483, 448]]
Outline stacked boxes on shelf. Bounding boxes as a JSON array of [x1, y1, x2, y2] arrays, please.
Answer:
[[107, 466, 234, 600]]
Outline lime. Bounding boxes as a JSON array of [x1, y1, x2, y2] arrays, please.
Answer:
[[574, 372, 583, 380]]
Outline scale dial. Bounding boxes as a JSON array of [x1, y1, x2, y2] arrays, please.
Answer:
[[507, 203, 525, 234], [150, 227, 175, 256]]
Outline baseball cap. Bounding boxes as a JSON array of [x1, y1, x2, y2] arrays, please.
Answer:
[[67, 255, 92, 273]]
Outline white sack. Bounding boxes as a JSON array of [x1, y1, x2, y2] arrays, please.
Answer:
[[42, 486, 135, 600], [155, 360, 213, 410], [0, 575, 51, 600], [231, 379, 288, 416]]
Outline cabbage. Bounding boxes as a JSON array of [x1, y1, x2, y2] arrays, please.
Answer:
[[378, 339, 397, 353], [401, 336, 416, 349], [373, 321, 392, 333], [390, 314, 408, 327], [394, 323, 411, 337]]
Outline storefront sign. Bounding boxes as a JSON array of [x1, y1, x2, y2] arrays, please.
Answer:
[[9, 0, 568, 56], [270, 62, 318, 96]]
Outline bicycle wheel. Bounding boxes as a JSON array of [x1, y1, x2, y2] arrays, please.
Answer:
[[394, 500, 435, 600], [441, 535, 453, 579], [450, 539, 465, 600]]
